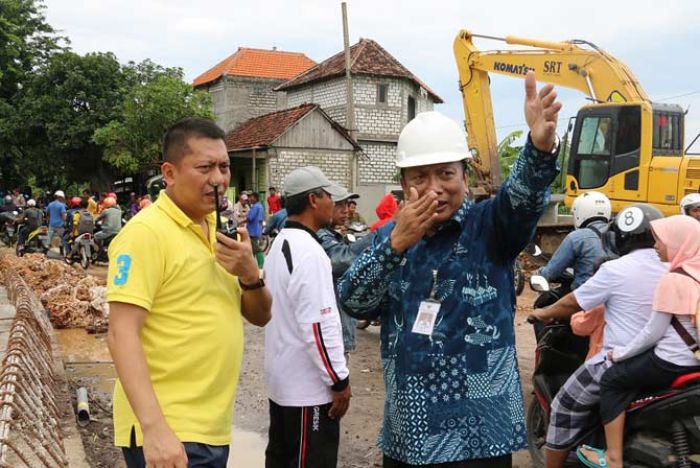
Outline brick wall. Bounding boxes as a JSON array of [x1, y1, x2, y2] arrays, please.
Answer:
[[357, 142, 398, 184], [286, 79, 347, 116], [268, 149, 353, 190], [202, 76, 287, 132]]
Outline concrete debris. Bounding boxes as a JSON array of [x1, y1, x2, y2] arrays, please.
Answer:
[[4, 254, 108, 332]]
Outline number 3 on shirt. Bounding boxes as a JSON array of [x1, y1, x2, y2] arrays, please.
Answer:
[[114, 254, 132, 286]]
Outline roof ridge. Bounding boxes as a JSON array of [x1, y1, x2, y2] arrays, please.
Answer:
[[349, 38, 369, 71], [237, 47, 310, 56], [366, 39, 411, 75]]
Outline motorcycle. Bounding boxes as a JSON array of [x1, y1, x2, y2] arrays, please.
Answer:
[[1, 210, 20, 246], [514, 243, 543, 296], [65, 232, 95, 269], [16, 224, 49, 256], [346, 221, 369, 243], [525, 274, 700, 468]]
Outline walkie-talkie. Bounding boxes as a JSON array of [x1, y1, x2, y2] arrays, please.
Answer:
[[214, 185, 238, 240]]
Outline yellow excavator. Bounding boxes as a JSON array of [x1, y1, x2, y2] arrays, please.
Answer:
[[453, 30, 700, 216]]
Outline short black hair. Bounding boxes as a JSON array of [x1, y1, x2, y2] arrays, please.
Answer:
[[249, 192, 259, 201], [79, 197, 89, 209], [162, 117, 225, 164], [286, 188, 326, 216], [269, 187, 276, 192], [347, 200, 357, 207]]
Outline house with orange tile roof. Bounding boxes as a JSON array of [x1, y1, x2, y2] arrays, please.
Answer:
[[224, 104, 360, 195], [193, 47, 315, 132], [275, 38, 443, 220]]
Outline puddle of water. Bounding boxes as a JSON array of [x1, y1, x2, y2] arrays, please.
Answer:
[[56, 328, 112, 362], [228, 428, 266, 467], [55, 328, 267, 466]]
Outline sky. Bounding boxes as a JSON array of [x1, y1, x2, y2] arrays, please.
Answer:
[[43, 0, 700, 149]]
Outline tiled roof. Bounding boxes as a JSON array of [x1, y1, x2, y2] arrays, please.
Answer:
[[193, 48, 316, 87], [275, 38, 443, 103], [225, 103, 359, 152]]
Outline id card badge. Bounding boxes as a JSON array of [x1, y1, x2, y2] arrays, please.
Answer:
[[412, 299, 441, 336]]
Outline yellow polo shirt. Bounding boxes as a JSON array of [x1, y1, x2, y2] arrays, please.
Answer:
[[107, 191, 243, 447]]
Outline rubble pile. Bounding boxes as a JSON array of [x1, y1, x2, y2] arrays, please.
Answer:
[[3, 254, 109, 332]]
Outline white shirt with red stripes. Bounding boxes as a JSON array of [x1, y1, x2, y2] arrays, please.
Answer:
[[264, 224, 349, 407]]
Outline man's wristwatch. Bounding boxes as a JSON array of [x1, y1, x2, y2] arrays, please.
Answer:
[[239, 276, 265, 291]]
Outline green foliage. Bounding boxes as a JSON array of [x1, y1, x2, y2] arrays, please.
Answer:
[[550, 132, 571, 194], [13, 51, 125, 187], [0, 0, 67, 187], [0, 1, 214, 189], [498, 130, 523, 180], [94, 66, 213, 172]]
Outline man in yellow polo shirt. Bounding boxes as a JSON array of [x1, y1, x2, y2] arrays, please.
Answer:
[[107, 117, 271, 468]]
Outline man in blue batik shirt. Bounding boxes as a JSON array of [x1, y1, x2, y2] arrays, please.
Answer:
[[338, 71, 562, 467]]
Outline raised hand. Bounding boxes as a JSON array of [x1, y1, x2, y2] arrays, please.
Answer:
[[524, 70, 562, 153], [389, 187, 438, 254]]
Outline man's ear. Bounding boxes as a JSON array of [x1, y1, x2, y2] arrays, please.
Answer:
[[161, 162, 175, 187]]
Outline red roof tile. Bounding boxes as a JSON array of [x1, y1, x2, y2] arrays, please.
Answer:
[[225, 103, 359, 152], [193, 48, 316, 87], [276, 39, 443, 103]]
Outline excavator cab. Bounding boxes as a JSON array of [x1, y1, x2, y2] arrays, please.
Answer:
[[566, 103, 686, 215]]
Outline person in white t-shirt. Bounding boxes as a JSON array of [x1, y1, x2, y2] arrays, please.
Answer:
[[532, 204, 667, 468], [263, 166, 351, 467]]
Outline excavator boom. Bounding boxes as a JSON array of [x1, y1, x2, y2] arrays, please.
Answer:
[[454, 30, 649, 194]]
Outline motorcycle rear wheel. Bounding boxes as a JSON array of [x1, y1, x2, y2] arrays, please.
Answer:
[[80, 246, 90, 269], [526, 398, 546, 468]]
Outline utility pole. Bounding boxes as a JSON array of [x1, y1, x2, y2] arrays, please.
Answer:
[[341, 2, 357, 190]]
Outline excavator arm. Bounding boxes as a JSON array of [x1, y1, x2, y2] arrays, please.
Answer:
[[454, 29, 649, 195]]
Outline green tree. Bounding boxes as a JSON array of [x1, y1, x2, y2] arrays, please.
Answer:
[[13, 51, 126, 188], [94, 65, 213, 173], [0, 0, 66, 187], [498, 130, 523, 180]]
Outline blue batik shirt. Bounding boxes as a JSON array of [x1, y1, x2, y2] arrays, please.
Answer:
[[338, 137, 559, 465]]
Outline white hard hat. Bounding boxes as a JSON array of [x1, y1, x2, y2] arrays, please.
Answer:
[[396, 111, 469, 168], [680, 193, 700, 215], [27, 199, 36, 207], [54, 190, 65, 198], [572, 191, 611, 229]]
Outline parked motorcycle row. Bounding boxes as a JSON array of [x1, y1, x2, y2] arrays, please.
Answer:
[[0, 208, 118, 269]]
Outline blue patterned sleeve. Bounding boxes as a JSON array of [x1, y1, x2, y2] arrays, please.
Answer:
[[483, 135, 560, 262], [337, 228, 403, 319]]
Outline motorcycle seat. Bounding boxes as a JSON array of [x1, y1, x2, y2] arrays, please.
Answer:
[[671, 371, 700, 389]]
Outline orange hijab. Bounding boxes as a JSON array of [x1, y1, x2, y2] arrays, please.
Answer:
[[651, 215, 700, 317]]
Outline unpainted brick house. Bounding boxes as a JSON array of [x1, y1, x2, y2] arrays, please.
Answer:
[[193, 47, 316, 133]]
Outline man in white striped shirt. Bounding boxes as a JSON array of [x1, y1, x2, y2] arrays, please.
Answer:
[[264, 166, 352, 468]]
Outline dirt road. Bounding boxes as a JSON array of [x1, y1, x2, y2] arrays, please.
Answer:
[[56, 281, 540, 467], [233, 288, 539, 467]]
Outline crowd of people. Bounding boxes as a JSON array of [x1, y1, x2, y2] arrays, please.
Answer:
[[8, 69, 697, 468], [0, 187, 154, 260]]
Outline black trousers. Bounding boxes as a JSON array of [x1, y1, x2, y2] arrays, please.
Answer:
[[383, 454, 512, 468], [121, 426, 229, 468], [266, 399, 339, 468], [599, 349, 700, 423]]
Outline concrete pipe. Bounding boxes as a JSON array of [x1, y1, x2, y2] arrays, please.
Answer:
[[76, 387, 90, 427]]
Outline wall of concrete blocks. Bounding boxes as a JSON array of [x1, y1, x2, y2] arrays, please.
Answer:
[[267, 149, 353, 190], [286, 79, 347, 114], [357, 142, 399, 185], [204, 76, 288, 132]]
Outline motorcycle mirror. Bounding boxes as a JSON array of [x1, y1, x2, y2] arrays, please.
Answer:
[[529, 275, 550, 292], [346, 233, 356, 243]]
